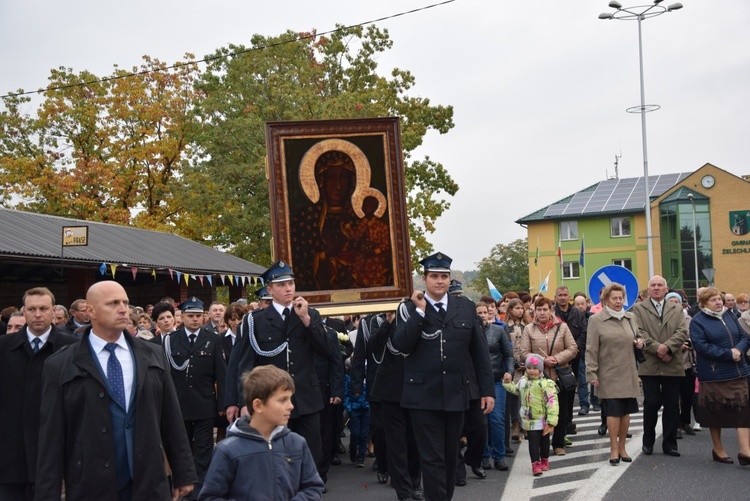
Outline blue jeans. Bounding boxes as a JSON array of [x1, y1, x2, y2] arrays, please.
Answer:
[[484, 382, 507, 461], [349, 408, 370, 461], [577, 355, 598, 409]]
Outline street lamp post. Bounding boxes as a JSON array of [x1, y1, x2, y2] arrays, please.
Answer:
[[687, 193, 700, 295], [599, 0, 683, 279]]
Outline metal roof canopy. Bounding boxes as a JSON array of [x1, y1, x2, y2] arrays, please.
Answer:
[[0, 207, 265, 276]]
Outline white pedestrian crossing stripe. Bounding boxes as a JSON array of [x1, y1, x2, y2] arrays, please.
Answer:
[[502, 407, 662, 501]]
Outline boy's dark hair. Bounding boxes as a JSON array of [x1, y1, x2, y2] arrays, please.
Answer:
[[242, 366, 295, 415]]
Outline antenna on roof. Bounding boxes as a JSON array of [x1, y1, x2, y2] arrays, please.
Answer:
[[613, 154, 621, 179]]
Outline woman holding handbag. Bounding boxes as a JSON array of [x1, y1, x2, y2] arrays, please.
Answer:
[[586, 283, 644, 465], [690, 287, 750, 465], [520, 296, 578, 456]]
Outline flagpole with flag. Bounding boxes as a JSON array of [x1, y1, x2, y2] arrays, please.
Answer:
[[580, 234, 587, 292], [486, 278, 503, 302], [539, 271, 551, 294], [535, 237, 541, 292], [557, 237, 564, 283]]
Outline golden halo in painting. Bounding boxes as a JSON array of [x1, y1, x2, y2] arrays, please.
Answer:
[[298, 138, 386, 218]]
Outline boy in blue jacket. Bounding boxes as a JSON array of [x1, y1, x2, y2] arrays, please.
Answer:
[[199, 366, 324, 500]]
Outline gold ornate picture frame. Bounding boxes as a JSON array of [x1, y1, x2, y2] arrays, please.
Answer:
[[265, 117, 412, 311]]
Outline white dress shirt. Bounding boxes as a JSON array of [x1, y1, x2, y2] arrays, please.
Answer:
[[27, 326, 52, 350], [89, 331, 134, 411]]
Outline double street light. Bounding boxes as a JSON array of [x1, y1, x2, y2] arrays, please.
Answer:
[[599, 0, 683, 279]]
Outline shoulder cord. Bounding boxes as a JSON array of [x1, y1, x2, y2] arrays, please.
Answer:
[[246, 313, 291, 371], [373, 308, 409, 365], [164, 334, 190, 372]]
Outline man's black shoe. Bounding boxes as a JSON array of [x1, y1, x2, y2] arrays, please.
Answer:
[[578, 407, 589, 415], [684, 426, 696, 436], [480, 458, 491, 469], [664, 449, 681, 457], [377, 472, 389, 484], [412, 489, 425, 500], [455, 478, 467, 487], [471, 466, 487, 479], [330, 456, 341, 466], [598, 424, 607, 436], [642, 445, 654, 455], [506, 447, 514, 456], [495, 459, 509, 471]]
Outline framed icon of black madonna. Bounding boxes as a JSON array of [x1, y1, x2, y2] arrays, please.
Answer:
[[265, 117, 413, 310]]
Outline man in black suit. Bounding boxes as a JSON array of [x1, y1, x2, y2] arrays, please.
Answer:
[[225, 261, 331, 467], [0, 287, 78, 500], [392, 252, 495, 501], [36, 281, 196, 500], [163, 297, 226, 497], [369, 311, 424, 501], [350, 313, 389, 483]]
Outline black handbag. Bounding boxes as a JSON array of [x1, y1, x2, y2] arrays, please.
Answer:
[[549, 325, 577, 392], [626, 318, 646, 364]]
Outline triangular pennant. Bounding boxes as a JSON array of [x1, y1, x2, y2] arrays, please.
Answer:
[[151, 269, 157, 281], [252, 276, 258, 286], [219, 275, 225, 285], [169, 269, 174, 280], [132, 267, 137, 281], [207, 275, 213, 287], [229, 275, 234, 285], [175, 271, 182, 283], [185, 274, 190, 286], [110, 264, 117, 277], [99, 262, 107, 275], [199, 275, 204, 286]]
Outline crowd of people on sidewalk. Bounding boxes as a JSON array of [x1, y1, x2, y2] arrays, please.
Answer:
[[1, 256, 749, 501]]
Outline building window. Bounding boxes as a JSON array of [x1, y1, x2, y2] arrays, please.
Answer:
[[671, 259, 679, 277], [611, 217, 631, 237], [560, 221, 578, 241], [612, 259, 633, 271], [562, 262, 580, 279]]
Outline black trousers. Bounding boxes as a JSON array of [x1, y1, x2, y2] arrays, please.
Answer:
[[184, 418, 215, 491], [410, 409, 463, 501], [0, 482, 33, 501], [679, 369, 696, 426], [318, 400, 333, 482], [369, 402, 388, 474], [456, 398, 487, 481], [641, 375, 681, 452], [527, 430, 551, 463], [290, 412, 323, 468], [381, 401, 422, 500], [552, 388, 574, 449]]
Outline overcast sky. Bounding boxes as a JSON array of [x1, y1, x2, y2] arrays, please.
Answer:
[[2, 0, 749, 271]]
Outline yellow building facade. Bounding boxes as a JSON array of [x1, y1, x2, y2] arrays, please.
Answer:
[[518, 163, 750, 301]]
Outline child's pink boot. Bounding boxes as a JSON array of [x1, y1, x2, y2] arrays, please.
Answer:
[[540, 458, 550, 471], [532, 461, 543, 476]]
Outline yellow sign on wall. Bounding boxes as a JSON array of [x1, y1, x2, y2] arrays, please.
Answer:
[[62, 226, 88, 246]]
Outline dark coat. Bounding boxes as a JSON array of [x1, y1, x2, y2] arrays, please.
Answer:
[[554, 304, 587, 356], [368, 316, 405, 403], [350, 314, 385, 402], [219, 330, 237, 365], [225, 305, 330, 417], [35, 329, 197, 501], [315, 326, 345, 401], [164, 327, 226, 421], [0, 326, 78, 484], [391, 296, 494, 411], [484, 322, 514, 382], [690, 310, 750, 382]]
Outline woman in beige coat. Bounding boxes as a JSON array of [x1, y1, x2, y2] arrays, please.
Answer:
[[521, 296, 578, 455], [586, 283, 644, 465]]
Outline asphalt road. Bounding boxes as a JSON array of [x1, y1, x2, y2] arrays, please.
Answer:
[[323, 407, 749, 501]]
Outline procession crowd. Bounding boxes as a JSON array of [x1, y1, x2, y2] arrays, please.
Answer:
[[1, 254, 750, 501]]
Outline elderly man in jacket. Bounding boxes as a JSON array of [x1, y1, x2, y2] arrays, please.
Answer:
[[632, 275, 688, 457]]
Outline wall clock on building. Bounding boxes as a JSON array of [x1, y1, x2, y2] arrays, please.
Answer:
[[701, 175, 715, 189]]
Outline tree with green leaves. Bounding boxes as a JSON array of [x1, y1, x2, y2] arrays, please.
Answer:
[[0, 56, 201, 229], [473, 239, 530, 295], [182, 25, 456, 267]]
